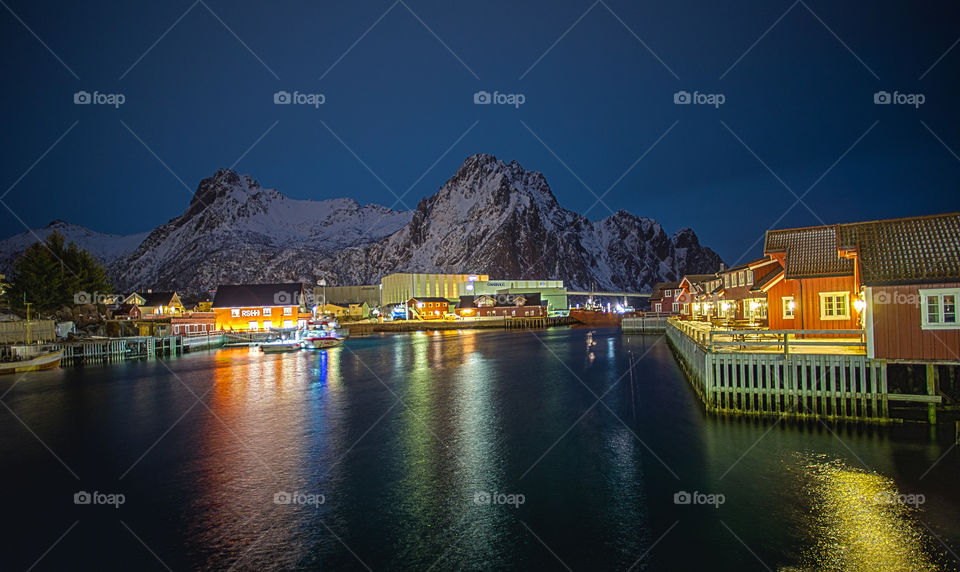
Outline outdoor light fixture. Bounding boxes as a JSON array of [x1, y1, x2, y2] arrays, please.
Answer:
[[854, 297, 866, 313]]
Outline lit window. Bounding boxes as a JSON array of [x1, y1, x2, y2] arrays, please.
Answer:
[[746, 270, 754, 285], [264, 321, 273, 329], [738, 271, 745, 286], [231, 308, 240, 318], [654, 303, 661, 312], [248, 321, 259, 331], [782, 297, 795, 319], [263, 307, 271, 316], [672, 302, 679, 312], [283, 307, 292, 316], [819, 292, 850, 320], [920, 288, 960, 330]]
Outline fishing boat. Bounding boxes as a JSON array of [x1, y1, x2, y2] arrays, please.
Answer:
[[299, 319, 345, 349], [0, 350, 64, 374], [259, 341, 301, 354]]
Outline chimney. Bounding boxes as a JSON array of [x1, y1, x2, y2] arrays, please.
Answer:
[[719, 263, 725, 272]]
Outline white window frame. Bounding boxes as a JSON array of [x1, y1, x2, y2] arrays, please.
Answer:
[[264, 320, 273, 330], [231, 308, 240, 318], [263, 307, 272, 316], [248, 321, 259, 331], [920, 288, 960, 330], [746, 270, 754, 285], [654, 302, 662, 313], [682, 303, 689, 314], [819, 291, 850, 321], [283, 306, 293, 316], [782, 296, 795, 319], [672, 302, 680, 313], [738, 271, 745, 286]]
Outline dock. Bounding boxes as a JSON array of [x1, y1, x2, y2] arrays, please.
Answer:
[[663, 318, 942, 423]]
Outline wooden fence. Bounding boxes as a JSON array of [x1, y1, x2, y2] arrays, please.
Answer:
[[621, 317, 667, 333], [665, 319, 939, 423], [0, 320, 56, 344]]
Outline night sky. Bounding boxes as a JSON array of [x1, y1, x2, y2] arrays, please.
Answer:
[[1, 0, 958, 266]]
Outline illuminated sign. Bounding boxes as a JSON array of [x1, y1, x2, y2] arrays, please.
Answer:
[[240, 309, 261, 317], [487, 281, 507, 288]]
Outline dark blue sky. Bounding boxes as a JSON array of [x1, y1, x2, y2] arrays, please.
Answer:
[[1, 0, 958, 265]]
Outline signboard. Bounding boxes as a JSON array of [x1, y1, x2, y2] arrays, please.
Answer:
[[487, 281, 507, 288], [241, 309, 261, 317]]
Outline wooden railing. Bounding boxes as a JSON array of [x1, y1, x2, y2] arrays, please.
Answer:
[[670, 319, 865, 355]]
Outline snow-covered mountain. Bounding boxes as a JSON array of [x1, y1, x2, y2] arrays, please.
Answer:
[[0, 220, 148, 274], [110, 168, 412, 292], [1, 156, 724, 294], [326, 154, 723, 291]]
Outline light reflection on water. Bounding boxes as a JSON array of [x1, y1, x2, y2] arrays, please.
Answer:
[[2, 328, 958, 570], [796, 454, 945, 571]]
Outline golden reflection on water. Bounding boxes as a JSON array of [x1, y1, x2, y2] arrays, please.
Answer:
[[798, 455, 942, 571]]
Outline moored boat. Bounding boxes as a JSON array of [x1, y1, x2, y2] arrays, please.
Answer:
[[300, 319, 345, 349], [259, 341, 301, 354], [0, 350, 64, 374]]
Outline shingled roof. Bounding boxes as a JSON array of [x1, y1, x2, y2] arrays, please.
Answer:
[[839, 212, 960, 286], [765, 225, 854, 279], [212, 283, 305, 308]]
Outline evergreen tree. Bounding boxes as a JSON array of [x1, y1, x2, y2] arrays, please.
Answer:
[[7, 232, 112, 312]]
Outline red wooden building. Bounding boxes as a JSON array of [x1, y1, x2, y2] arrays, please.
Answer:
[[763, 213, 960, 363], [845, 214, 960, 362], [649, 282, 682, 315], [763, 225, 860, 332]]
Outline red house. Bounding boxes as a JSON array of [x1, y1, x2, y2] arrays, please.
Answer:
[[763, 225, 861, 332], [846, 214, 960, 361], [649, 282, 681, 315]]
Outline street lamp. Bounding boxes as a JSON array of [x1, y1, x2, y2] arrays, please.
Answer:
[[318, 279, 326, 315]]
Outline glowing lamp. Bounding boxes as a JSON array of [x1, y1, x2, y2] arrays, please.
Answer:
[[854, 298, 866, 313]]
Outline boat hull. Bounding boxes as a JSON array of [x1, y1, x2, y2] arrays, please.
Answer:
[[260, 343, 301, 354], [0, 350, 64, 374], [302, 337, 343, 349], [569, 309, 623, 327]]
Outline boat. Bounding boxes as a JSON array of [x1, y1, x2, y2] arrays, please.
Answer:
[[259, 341, 301, 354], [299, 319, 345, 349], [0, 350, 64, 374], [569, 308, 624, 327]]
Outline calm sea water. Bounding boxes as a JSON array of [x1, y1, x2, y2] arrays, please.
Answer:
[[2, 327, 958, 571]]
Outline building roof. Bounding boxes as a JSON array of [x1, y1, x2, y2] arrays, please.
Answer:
[[751, 264, 784, 292], [327, 301, 366, 307], [212, 283, 304, 308], [456, 295, 475, 308], [409, 297, 451, 304], [838, 212, 960, 285], [130, 291, 178, 307], [681, 274, 716, 284], [765, 225, 855, 279], [650, 281, 681, 300]]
